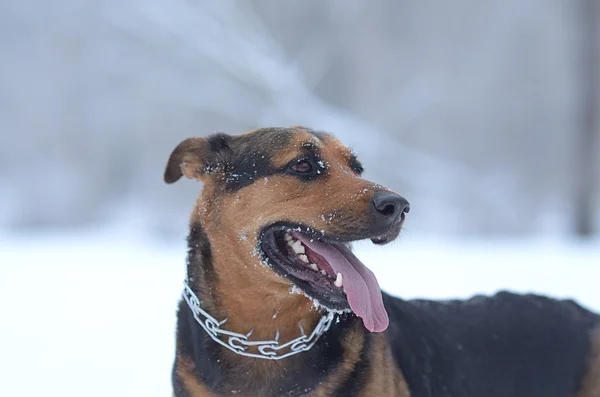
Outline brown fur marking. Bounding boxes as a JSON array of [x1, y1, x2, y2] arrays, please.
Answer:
[[578, 327, 600, 397], [186, 129, 390, 344], [270, 129, 323, 168], [177, 357, 217, 397], [164, 137, 211, 184], [309, 331, 411, 397], [310, 325, 366, 396], [168, 127, 408, 396], [359, 334, 411, 397]]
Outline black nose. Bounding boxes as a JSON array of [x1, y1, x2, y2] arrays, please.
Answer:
[[371, 192, 410, 221]]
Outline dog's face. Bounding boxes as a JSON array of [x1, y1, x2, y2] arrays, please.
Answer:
[[165, 127, 408, 332]]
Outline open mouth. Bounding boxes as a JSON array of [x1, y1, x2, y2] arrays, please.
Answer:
[[260, 223, 391, 332]]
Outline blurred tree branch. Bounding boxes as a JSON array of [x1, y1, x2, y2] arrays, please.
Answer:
[[106, 1, 507, 211], [575, 0, 599, 236]]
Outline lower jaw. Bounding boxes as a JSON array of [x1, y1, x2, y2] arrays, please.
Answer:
[[287, 276, 351, 312], [259, 223, 395, 333], [261, 243, 350, 311]]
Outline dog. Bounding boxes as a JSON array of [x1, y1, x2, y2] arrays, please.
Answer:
[[165, 126, 600, 397]]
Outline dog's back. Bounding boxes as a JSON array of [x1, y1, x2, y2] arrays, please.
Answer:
[[384, 292, 600, 397]]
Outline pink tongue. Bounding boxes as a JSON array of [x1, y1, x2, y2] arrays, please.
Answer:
[[293, 234, 389, 332]]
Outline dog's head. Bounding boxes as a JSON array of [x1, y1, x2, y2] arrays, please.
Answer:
[[165, 127, 409, 332]]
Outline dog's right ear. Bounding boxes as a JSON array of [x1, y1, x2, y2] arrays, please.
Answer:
[[164, 133, 233, 184]]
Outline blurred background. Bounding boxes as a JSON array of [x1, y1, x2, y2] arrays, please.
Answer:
[[1, 0, 599, 237], [1, 1, 599, 396]]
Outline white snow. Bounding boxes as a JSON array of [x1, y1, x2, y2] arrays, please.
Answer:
[[1, 231, 599, 397]]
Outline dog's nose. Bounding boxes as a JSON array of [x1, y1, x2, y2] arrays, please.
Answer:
[[371, 192, 410, 222]]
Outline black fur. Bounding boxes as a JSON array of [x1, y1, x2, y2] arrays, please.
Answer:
[[174, 223, 363, 397], [172, 127, 599, 396], [205, 128, 331, 191], [332, 330, 373, 397], [207, 133, 232, 152], [171, 359, 190, 397], [186, 223, 214, 283], [176, 226, 600, 397], [348, 155, 364, 176], [383, 292, 599, 397], [175, 304, 361, 397], [175, 224, 223, 390], [175, 286, 600, 396], [221, 131, 280, 191], [174, 189, 599, 397]]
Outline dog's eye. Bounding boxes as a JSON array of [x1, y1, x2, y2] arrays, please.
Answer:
[[290, 159, 313, 174], [351, 165, 364, 175], [349, 157, 363, 175]]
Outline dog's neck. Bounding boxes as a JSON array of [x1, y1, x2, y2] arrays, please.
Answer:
[[185, 222, 323, 341], [175, 222, 365, 396]]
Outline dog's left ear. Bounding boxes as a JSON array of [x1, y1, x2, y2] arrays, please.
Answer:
[[164, 133, 233, 184]]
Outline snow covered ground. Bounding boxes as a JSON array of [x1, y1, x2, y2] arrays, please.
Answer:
[[1, 231, 599, 397]]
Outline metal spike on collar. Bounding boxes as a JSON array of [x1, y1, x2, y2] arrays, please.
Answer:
[[182, 280, 335, 360]]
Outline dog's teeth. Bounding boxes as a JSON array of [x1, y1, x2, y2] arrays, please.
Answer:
[[334, 273, 343, 288], [320, 269, 327, 276], [284, 233, 292, 242], [310, 263, 319, 271], [291, 240, 305, 254], [298, 254, 309, 263]]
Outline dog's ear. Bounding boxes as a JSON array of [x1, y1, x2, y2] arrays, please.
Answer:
[[164, 133, 233, 184]]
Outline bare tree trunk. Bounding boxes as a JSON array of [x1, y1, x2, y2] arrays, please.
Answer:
[[575, 0, 599, 236]]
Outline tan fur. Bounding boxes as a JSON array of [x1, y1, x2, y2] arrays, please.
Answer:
[[359, 334, 411, 397], [309, 330, 411, 397], [310, 325, 366, 396], [188, 131, 390, 344], [177, 357, 218, 397], [269, 129, 322, 168], [164, 137, 211, 184], [170, 127, 407, 396], [578, 327, 600, 397]]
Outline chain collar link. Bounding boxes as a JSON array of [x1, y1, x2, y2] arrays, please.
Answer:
[[182, 280, 335, 360]]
